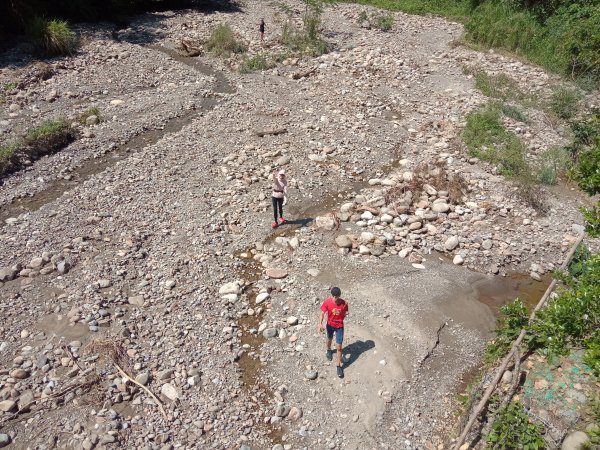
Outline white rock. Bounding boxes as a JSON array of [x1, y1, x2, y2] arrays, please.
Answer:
[[255, 292, 270, 304], [287, 316, 298, 325], [219, 282, 241, 295], [453, 255, 464, 265], [161, 383, 179, 401]]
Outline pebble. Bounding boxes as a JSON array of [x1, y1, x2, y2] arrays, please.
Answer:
[[265, 268, 288, 279]]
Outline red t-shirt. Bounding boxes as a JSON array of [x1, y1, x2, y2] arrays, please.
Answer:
[[320, 297, 348, 328]]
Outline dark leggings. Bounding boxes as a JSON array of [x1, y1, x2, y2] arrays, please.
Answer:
[[272, 197, 283, 221]]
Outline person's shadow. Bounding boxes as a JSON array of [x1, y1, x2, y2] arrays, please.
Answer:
[[343, 339, 375, 368], [284, 217, 313, 227]]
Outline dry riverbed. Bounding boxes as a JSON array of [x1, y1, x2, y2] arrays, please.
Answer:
[[0, 1, 596, 449]]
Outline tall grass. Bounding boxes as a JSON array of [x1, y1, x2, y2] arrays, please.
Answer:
[[29, 16, 78, 56]]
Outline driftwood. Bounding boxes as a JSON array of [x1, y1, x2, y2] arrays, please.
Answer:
[[176, 38, 202, 57], [86, 339, 168, 420], [355, 205, 381, 214], [292, 67, 317, 80], [453, 233, 585, 450], [0, 371, 99, 425], [255, 127, 287, 137]]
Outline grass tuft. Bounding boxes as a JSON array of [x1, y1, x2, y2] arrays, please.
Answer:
[[29, 16, 78, 56], [239, 53, 274, 74], [549, 85, 582, 120]]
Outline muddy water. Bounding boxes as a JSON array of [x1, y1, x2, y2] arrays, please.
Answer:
[[0, 45, 232, 224], [473, 271, 553, 313]]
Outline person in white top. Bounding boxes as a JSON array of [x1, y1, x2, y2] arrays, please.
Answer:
[[271, 169, 288, 228]]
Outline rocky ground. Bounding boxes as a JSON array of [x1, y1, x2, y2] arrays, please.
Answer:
[[0, 1, 598, 449]]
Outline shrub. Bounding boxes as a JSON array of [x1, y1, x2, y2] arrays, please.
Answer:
[[487, 401, 545, 450], [239, 53, 273, 73], [550, 85, 582, 120], [501, 103, 527, 122], [0, 142, 20, 174], [485, 299, 529, 363], [281, 20, 328, 56], [373, 12, 394, 31], [535, 146, 572, 185], [529, 253, 600, 375], [205, 23, 246, 56], [29, 16, 78, 56]]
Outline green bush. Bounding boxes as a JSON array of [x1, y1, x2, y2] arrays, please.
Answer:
[[239, 53, 273, 73], [24, 118, 70, 143], [373, 12, 394, 30], [535, 146, 572, 185], [205, 23, 246, 56], [487, 401, 546, 450], [530, 253, 600, 375], [501, 103, 527, 122], [281, 20, 328, 56], [29, 16, 78, 56], [463, 104, 527, 176], [485, 298, 529, 362], [550, 85, 582, 120], [465, 1, 600, 84], [0, 142, 20, 174]]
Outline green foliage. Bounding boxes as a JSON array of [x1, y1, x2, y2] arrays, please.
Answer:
[[0, 142, 20, 174], [373, 12, 394, 30], [487, 401, 546, 450], [346, 0, 470, 20], [570, 112, 600, 236], [463, 104, 527, 177], [465, 1, 600, 83], [24, 118, 69, 143], [474, 70, 526, 102], [501, 103, 528, 122], [568, 243, 592, 278], [239, 53, 274, 73], [529, 253, 600, 376], [549, 85, 582, 120], [485, 299, 529, 362], [535, 146, 572, 185], [281, 20, 328, 56], [205, 23, 246, 57], [29, 16, 78, 56]]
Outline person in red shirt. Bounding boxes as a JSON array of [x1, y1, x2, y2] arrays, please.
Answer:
[[318, 287, 348, 378]]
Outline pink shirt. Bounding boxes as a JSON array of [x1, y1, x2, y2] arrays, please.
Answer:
[[272, 177, 287, 199]]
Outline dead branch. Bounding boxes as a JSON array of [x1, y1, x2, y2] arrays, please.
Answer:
[[254, 127, 287, 137], [292, 67, 317, 79]]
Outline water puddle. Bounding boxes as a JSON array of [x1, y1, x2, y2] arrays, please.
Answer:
[[0, 45, 232, 224]]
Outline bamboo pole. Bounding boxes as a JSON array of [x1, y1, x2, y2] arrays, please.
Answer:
[[453, 233, 585, 450]]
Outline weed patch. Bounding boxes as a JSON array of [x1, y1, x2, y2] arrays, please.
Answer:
[[29, 17, 78, 56], [463, 104, 527, 177], [549, 85, 582, 120], [239, 53, 274, 73], [205, 23, 246, 56], [485, 299, 528, 363], [487, 401, 545, 450], [0, 118, 76, 178]]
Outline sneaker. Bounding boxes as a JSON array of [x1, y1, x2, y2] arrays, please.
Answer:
[[326, 350, 333, 362], [271, 221, 278, 229], [279, 217, 286, 224], [337, 365, 344, 378]]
